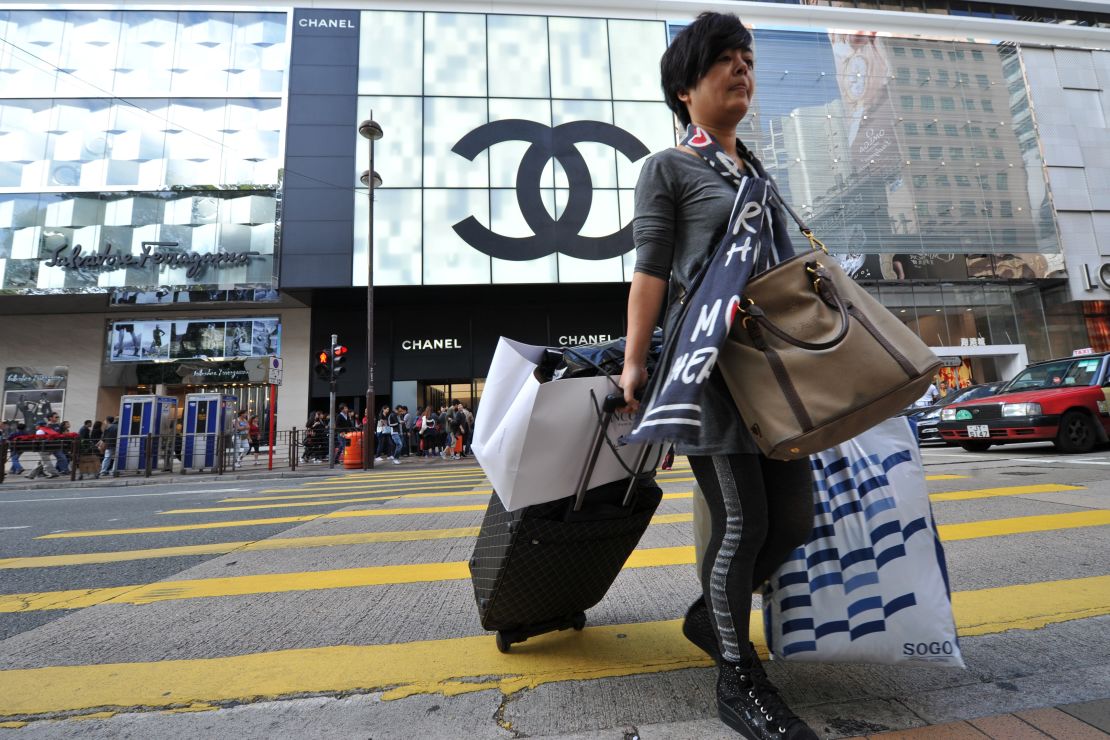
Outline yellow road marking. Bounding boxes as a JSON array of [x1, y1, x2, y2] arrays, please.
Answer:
[[939, 509, 1110, 541], [168, 491, 692, 516], [34, 483, 1086, 540], [255, 474, 697, 503], [11, 507, 1110, 609], [1, 575, 1106, 717], [255, 472, 953, 501], [269, 472, 696, 495], [249, 481, 491, 497], [930, 483, 1085, 501], [35, 505, 492, 539], [928, 474, 967, 480], [7, 508, 1105, 570], [2, 514, 694, 569]]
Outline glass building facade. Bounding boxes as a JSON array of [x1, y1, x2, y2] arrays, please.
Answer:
[[0, 10, 286, 293]]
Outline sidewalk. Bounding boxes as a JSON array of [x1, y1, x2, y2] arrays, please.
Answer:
[[0, 454, 482, 491], [844, 699, 1110, 739]]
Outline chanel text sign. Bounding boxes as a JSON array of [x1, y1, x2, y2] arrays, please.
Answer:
[[452, 120, 648, 261]]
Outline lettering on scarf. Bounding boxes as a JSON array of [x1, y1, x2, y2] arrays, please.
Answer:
[[626, 124, 795, 446]]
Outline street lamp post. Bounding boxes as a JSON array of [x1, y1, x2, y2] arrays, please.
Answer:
[[359, 116, 383, 470]]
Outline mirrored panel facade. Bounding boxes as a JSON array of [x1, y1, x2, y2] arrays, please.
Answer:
[[0, 9, 286, 294], [354, 12, 1060, 287]]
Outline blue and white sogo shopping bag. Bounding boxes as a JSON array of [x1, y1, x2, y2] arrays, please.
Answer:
[[763, 417, 965, 668]]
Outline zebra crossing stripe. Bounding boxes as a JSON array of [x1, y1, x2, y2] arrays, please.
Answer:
[[0, 575, 1107, 718]]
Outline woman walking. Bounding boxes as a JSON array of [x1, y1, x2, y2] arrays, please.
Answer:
[[620, 13, 817, 739]]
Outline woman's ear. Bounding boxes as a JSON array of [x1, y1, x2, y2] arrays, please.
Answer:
[[677, 88, 690, 104]]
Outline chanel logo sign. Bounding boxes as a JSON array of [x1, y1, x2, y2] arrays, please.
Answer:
[[451, 120, 649, 261]]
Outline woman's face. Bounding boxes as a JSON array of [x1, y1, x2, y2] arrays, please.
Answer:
[[680, 47, 756, 127]]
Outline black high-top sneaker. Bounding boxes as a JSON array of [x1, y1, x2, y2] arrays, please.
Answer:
[[681, 597, 721, 663], [716, 648, 818, 740]]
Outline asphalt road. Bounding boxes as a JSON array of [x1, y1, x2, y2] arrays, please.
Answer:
[[0, 442, 1107, 738]]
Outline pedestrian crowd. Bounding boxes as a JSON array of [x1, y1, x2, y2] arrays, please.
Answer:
[[1, 414, 118, 479], [301, 400, 473, 466]]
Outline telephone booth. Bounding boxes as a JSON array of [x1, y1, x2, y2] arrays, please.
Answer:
[[182, 393, 238, 471], [116, 395, 178, 472]]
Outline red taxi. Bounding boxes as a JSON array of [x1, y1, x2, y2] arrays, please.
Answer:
[[936, 351, 1110, 453]]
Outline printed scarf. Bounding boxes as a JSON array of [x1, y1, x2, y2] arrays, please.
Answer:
[[625, 125, 795, 447]]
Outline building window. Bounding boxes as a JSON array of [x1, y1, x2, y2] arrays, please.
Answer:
[[936, 69, 950, 85], [981, 98, 994, 112], [993, 147, 1005, 159], [969, 125, 982, 137], [972, 145, 988, 159], [912, 47, 926, 58], [955, 174, 971, 186], [921, 95, 935, 110], [960, 200, 976, 217], [893, 46, 906, 56], [896, 67, 911, 84], [1000, 201, 1014, 217], [904, 121, 919, 135], [931, 49, 944, 60], [977, 174, 990, 190], [901, 95, 915, 110], [910, 146, 923, 160], [944, 124, 959, 136], [949, 147, 965, 159], [996, 172, 1009, 190], [972, 49, 985, 61], [935, 174, 951, 187], [913, 174, 928, 188], [915, 203, 930, 216], [956, 72, 971, 86], [928, 146, 943, 160], [924, 122, 938, 136], [917, 67, 931, 84], [976, 74, 990, 89], [941, 96, 956, 110]]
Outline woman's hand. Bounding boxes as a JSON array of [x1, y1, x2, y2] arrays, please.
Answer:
[[619, 363, 648, 415]]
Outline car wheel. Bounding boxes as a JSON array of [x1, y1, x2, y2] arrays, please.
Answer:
[[1055, 410, 1097, 454], [960, 442, 992, 452]]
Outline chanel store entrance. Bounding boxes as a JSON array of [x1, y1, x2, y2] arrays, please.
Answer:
[[307, 284, 628, 417]]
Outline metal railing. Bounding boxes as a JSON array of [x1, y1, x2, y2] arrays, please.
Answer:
[[1, 428, 323, 484]]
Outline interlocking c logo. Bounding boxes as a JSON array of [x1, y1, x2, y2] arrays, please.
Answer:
[[451, 120, 650, 261]]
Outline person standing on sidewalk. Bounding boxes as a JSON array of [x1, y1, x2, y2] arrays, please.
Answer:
[[386, 406, 403, 465], [97, 416, 118, 478], [619, 13, 818, 739]]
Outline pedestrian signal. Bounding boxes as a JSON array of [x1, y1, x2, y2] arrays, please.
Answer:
[[332, 345, 348, 378], [314, 349, 330, 380]]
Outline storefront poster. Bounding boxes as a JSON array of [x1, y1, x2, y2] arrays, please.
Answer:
[[2, 366, 68, 427], [107, 317, 280, 363]]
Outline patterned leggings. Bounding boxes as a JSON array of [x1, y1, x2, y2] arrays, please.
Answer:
[[688, 453, 813, 662]]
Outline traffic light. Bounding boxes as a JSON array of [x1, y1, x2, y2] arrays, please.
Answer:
[[314, 349, 330, 380], [332, 345, 348, 378]]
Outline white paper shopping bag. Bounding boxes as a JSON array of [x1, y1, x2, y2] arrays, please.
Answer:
[[473, 337, 649, 511]]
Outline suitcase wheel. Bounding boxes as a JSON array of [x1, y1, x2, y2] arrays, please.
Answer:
[[572, 612, 586, 631], [496, 631, 512, 653]]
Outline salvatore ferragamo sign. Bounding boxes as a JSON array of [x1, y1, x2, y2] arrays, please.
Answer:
[[44, 241, 259, 280]]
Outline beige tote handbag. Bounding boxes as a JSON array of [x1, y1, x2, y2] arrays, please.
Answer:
[[719, 214, 941, 460]]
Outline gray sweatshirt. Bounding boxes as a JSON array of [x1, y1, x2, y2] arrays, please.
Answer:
[[632, 147, 760, 457]]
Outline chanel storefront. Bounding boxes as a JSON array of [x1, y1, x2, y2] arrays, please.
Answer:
[[283, 5, 1104, 414]]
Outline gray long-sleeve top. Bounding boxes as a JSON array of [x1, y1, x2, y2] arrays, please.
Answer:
[[632, 147, 762, 457]]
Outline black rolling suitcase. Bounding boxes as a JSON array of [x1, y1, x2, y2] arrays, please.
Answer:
[[469, 392, 663, 652]]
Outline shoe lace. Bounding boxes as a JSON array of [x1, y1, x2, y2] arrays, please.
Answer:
[[738, 659, 803, 737]]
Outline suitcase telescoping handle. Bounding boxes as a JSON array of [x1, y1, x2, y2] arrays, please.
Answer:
[[572, 390, 650, 512]]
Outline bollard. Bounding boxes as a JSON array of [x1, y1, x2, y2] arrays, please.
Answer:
[[70, 438, 79, 481], [144, 434, 154, 478], [289, 427, 298, 472]]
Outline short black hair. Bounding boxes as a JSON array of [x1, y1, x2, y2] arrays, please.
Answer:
[[661, 12, 754, 128]]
